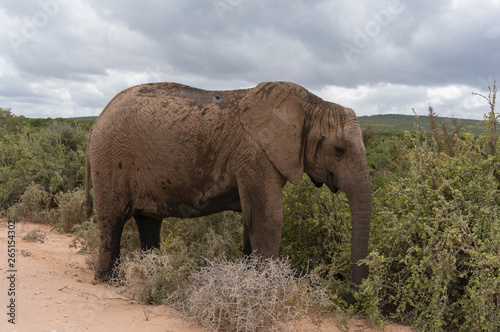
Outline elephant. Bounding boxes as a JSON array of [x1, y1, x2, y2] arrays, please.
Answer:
[[84, 81, 372, 286]]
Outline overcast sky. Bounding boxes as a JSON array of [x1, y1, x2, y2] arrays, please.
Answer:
[[1, 0, 499, 119]]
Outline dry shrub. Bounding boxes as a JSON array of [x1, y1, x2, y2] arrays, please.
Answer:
[[22, 229, 46, 242], [74, 218, 100, 269], [54, 188, 85, 232], [4, 185, 86, 231], [6, 183, 51, 222], [116, 249, 330, 331], [115, 243, 193, 305], [186, 257, 330, 331]]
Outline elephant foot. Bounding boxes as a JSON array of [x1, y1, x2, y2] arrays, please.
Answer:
[[342, 292, 356, 305], [94, 270, 111, 282], [94, 269, 120, 283]]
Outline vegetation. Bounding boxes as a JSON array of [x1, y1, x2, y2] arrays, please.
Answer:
[[0, 108, 92, 210], [22, 228, 46, 243], [1, 83, 499, 331], [115, 212, 243, 305], [185, 257, 329, 331], [359, 127, 499, 330]]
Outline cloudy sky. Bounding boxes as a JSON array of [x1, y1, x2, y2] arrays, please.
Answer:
[[1, 0, 499, 119]]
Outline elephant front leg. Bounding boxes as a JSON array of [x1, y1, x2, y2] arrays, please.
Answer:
[[243, 225, 253, 256], [242, 207, 283, 258], [238, 173, 285, 259]]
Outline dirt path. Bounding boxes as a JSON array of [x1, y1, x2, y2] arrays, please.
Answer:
[[0, 220, 414, 332]]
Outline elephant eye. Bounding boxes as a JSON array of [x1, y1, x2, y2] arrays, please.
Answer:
[[334, 146, 345, 156]]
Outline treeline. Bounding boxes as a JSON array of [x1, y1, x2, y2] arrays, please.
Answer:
[[0, 108, 92, 209], [358, 113, 484, 136]]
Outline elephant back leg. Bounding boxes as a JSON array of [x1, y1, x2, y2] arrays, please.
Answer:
[[93, 193, 134, 282], [134, 215, 163, 251]]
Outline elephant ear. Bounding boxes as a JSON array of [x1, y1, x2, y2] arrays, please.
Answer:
[[239, 82, 306, 185]]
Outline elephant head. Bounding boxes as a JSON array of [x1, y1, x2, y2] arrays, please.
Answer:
[[240, 82, 372, 285]]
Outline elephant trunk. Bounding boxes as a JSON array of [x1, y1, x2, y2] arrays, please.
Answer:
[[343, 161, 372, 286], [348, 187, 372, 286]]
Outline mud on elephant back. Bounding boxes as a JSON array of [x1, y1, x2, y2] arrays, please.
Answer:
[[83, 81, 372, 290]]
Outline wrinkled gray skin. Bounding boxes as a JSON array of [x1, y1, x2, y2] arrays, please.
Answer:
[[85, 81, 372, 285]]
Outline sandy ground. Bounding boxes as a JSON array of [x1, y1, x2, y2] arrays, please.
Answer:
[[0, 220, 415, 332]]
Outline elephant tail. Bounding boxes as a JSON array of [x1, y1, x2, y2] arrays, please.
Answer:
[[81, 155, 93, 221]]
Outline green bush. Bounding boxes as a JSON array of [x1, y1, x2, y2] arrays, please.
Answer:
[[281, 178, 351, 273], [280, 177, 355, 302], [359, 129, 500, 331], [161, 211, 243, 264], [0, 117, 88, 209]]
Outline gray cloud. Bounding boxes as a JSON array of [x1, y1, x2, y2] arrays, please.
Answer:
[[0, 0, 498, 118]]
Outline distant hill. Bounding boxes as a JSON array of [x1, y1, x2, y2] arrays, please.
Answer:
[[358, 114, 484, 136], [70, 116, 98, 121]]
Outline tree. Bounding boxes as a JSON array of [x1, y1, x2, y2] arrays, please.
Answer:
[[473, 81, 499, 183]]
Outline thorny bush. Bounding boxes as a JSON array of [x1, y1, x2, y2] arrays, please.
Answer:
[[359, 123, 500, 331], [186, 257, 330, 332]]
